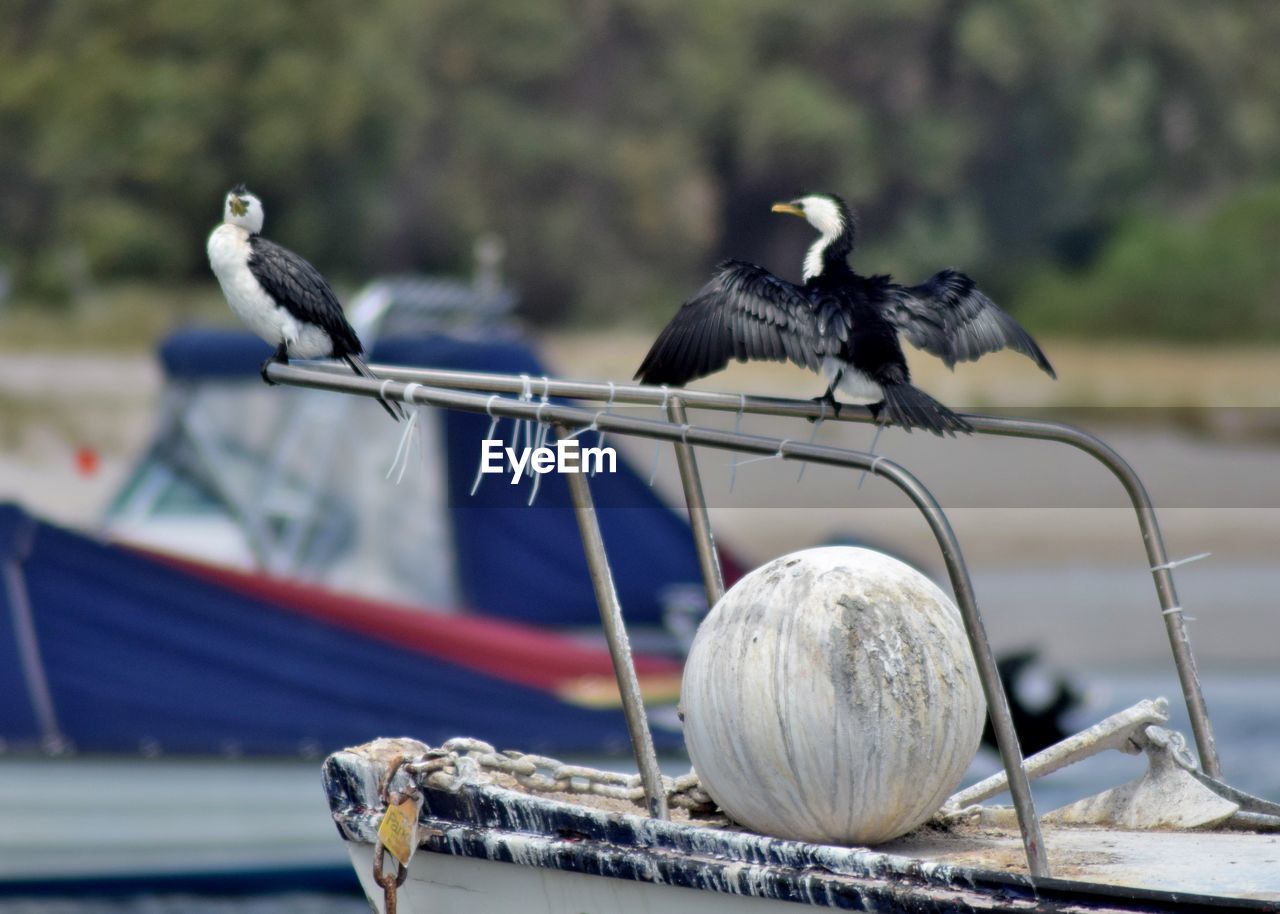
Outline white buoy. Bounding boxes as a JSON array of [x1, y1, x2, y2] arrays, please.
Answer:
[[681, 546, 985, 845]]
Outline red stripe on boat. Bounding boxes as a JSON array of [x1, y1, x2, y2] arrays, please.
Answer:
[[138, 549, 681, 692]]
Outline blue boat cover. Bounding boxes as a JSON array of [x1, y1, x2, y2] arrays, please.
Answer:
[[0, 503, 681, 755]]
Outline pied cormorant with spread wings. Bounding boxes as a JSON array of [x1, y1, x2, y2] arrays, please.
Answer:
[[207, 184, 404, 420], [635, 193, 1054, 435]]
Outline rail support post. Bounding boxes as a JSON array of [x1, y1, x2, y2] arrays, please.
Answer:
[[562, 445, 668, 820], [665, 396, 725, 608]]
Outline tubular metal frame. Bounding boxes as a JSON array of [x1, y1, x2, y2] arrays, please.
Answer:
[[306, 360, 1221, 782], [270, 361, 1051, 876]]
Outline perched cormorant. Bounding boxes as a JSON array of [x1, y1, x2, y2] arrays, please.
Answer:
[[635, 193, 1055, 435], [206, 184, 404, 420]]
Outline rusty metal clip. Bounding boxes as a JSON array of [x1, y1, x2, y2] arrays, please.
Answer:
[[372, 840, 409, 914]]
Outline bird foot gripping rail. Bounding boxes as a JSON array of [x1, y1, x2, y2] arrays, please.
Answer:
[[269, 359, 1224, 881]]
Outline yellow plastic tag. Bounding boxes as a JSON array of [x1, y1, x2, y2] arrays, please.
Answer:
[[377, 796, 420, 867]]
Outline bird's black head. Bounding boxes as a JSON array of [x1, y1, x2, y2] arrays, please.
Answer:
[[232, 182, 248, 195]]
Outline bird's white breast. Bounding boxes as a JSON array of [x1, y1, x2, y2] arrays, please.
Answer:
[[206, 225, 332, 357], [822, 357, 884, 403]]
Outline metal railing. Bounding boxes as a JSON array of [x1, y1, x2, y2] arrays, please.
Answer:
[[269, 361, 1228, 879], [271, 361, 1063, 875], [314, 361, 1220, 784]]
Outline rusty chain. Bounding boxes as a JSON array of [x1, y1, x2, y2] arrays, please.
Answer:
[[399, 737, 717, 812], [367, 739, 718, 909]]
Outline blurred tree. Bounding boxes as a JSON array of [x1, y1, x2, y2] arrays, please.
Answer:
[[0, 0, 1278, 335]]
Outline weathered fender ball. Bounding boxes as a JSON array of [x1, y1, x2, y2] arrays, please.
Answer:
[[681, 546, 985, 845]]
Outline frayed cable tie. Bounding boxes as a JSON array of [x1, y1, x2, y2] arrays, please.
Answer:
[[526, 401, 553, 506], [1151, 552, 1211, 572], [734, 438, 793, 468], [529, 400, 551, 476], [517, 374, 534, 453], [729, 394, 746, 492], [592, 382, 616, 476], [385, 407, 421, 484], [648, 386, 671, 486], [796, 414, 823, 482], [856, 423, 886, 490], [561, 411, 604, 440], [470, 395, 504, 496]]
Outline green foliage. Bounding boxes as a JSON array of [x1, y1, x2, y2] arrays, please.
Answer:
[[1016, 183, 1280, 340], [1, 0, 1279, 335]]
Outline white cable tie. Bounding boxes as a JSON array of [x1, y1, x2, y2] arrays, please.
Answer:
[[729, 394, 746, 492], [856, 423, 886, 490], [681, 424, 692, 444], [561, 413, 601, 440], [648, 386, 671, 486], [648, 440, 662, 486], [592, 383, 616, 476], [526, 401, 554, 506], [518, 374, 535, 454], [470, 396, 504, 496], [1161, 605, 1197, 622], [527, 465, 544, 506], [797, 415, 823, 482], [528, 402, 552, 478], [399, 381, 421, 405], [734, 439, 792, 468], [385, 407, 421, 484], [379, 378, 395, 403], [1151, 552, 1211, 573]]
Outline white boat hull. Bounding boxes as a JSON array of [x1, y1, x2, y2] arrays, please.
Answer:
[[346, 843, 801, 914]]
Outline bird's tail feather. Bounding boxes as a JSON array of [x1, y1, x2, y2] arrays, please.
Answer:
[[344, 355, 407, 421], [879, 383, 972, 437]]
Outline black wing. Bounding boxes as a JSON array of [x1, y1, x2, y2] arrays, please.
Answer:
[[635, 260, 845, 386], [885, 269, 1055, 378], [246, 235, 363, 357]]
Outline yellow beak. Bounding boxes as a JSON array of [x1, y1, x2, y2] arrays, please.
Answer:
[[771, 202, 804, 217], [230, 197, 248, 217]]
